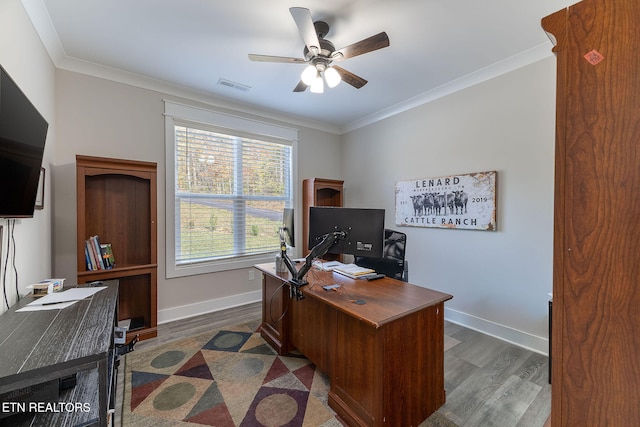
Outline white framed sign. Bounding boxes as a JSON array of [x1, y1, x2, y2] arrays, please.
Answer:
[[395, 171, 497, 231]]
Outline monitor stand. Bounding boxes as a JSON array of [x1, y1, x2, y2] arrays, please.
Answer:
[[280, 229, 348, 300]]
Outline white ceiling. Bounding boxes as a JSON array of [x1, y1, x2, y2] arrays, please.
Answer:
[[23, 0, 574, 133]]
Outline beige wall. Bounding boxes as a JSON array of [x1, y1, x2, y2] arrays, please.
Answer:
[[0, 0, 56, 314], [342, 57, 557, 352], [53, 70, 341, 321]]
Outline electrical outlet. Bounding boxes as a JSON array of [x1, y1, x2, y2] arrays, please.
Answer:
[[248, 269, 255, 281]]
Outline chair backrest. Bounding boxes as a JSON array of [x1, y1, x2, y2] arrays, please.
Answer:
[[382, 229, 406, 264], [355, 229, 407, 281]]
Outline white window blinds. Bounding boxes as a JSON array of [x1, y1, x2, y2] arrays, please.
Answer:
[[174, 125, 293, 265]]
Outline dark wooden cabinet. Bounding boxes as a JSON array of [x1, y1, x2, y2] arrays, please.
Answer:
[[543, 1, 640, 425], [76, 155, 157, 341], [302, 178, 343, 256]]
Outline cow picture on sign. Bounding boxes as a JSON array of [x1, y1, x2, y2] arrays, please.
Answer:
[[395, 171, 497, 231]]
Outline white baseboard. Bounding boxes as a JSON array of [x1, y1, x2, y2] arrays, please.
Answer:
[[158, 290, 262, 325], [445, 307, 549, 356]]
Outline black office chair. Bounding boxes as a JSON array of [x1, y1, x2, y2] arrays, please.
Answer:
[[355, 229, 408, 281]]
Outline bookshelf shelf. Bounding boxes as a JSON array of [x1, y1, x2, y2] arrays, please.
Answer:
[[76, 155, 157, 341], [77, 264, 158, 279]]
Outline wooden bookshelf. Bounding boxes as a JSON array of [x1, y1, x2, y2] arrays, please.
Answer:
[[302, 178, 344, 258], [76, 155, 157, 341], [543, 2, 640, 425]]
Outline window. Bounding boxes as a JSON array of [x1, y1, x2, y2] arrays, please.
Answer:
[[165, 101, 298, 277], [175, 126, 292, 261]]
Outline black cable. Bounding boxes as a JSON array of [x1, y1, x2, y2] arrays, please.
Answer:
[[2, 222, 9, 309], [11, 220, 18, 301], [269, 281, 289, 324]]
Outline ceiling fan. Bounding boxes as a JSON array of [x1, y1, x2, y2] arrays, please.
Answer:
[[248, 7, 390, 93]]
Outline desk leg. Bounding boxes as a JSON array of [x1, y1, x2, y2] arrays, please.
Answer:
[[98, 358, 108, 427]]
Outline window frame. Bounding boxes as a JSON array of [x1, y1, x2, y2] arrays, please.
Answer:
[[164, 100, 298, 278]]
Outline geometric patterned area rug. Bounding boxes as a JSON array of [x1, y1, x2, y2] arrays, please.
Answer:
[[122, 323, 345, 426]]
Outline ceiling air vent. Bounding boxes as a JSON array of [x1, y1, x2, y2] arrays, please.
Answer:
[[217, 78, 251, 92]]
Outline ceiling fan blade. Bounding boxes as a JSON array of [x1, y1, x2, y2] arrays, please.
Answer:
[[248, 54, 306, 64], [293, 80, 308, 92], [289, 7, 321, 55], [333, 65, 368, 89], [332, 32, 390, 61]]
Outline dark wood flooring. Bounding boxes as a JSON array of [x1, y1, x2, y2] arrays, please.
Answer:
[[115, 302, 551, 426]]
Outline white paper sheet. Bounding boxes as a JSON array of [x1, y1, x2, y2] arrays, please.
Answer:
[[25, 286, 107, 306], [16, 301, 78, 312]]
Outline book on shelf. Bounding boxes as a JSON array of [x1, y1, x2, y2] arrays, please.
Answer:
[[84, 243, 93, 271], [85, 239, 97, 270], [100, 243, 115, 269], [333, 264, 376, 279], [84, 236, 115, 271]]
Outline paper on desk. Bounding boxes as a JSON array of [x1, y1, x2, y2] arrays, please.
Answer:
[[26, 286, 107, 306], [313, 260, 346, 271], [16, 301, 78, 312]]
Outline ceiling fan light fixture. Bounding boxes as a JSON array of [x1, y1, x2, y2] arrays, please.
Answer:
[[324, 66, 341, 88], [310, 76, 324, 93], [301, 65, 319, 85], [249, 7, 390, 93]]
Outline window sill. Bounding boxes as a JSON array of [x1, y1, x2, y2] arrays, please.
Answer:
[[166, 252, 277, 278]]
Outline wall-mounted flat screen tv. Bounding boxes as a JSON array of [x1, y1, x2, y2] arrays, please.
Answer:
[[0, 65, 48, 218]]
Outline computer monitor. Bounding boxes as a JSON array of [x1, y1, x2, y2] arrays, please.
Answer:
[[281, 208, 295, 247], [308, 207, 385, 259]]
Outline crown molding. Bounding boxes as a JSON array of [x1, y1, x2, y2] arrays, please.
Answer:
[[340, 42, 556, 134]]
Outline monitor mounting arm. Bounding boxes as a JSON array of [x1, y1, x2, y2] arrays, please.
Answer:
[[280, 229, 348, 301]]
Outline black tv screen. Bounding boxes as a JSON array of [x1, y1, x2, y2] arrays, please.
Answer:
[[0, 65, 48, 218], [309, 207, 385, 258]]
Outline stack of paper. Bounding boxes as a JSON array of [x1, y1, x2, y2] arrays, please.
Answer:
[[313, 260, 346, 271], [333, 264, 376, 279]]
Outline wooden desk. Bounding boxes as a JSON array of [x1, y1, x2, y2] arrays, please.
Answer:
[[0, 281, 119, 426], [255, 263, 453, 427]]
